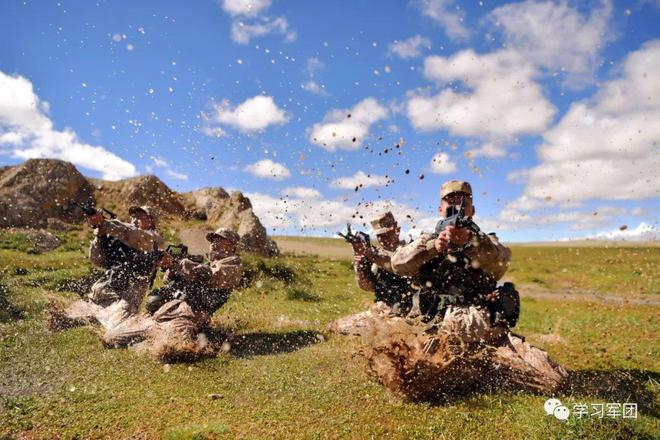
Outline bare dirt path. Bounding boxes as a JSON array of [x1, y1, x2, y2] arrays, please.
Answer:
[[513, 282, 660, 307]]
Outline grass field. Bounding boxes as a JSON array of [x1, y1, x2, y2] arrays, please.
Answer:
[[0, 230, 658, 439]]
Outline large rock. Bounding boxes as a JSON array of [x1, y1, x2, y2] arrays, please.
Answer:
[[90, 175, 186, 219], [184, 188, 279, 257], [0, 159, 94, 228]]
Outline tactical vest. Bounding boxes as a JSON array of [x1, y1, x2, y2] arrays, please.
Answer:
[[371, 263, 412, 309], [414, 250, 496, 320], [99, 235, 158, 287], [167, 275, 231, 314]]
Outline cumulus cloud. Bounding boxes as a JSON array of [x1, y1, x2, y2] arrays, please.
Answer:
[[148, 156, 188, 181], [309, 97, 388, 151], [508, 40, 660, 211], [220, 0, 271, 17], [413, 0, 469, 40], [207, 95, 289, 133], [281, 186, 322, 199], [429, 152, 457, 174], [406, 49, 555, 146], [301, 80, 328, 96], [244, 159, 291, 180], [330, 171, 391, 190], [586, 222, 659, 241], [247, 190, 434, 235], [220, 0, 296, 44], [489, 0, 613, 86], [387, 35, 431, 59], [305, 57, 325, 76], [231, 17, 296, 44], [0, 70, 137, 180]]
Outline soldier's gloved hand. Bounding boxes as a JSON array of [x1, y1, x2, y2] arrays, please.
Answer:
[[353, 254, 369, 268], [445, 225, 471, 246], [88, 212, 104, 228], [158, 252, 175, 270], [435, 230, 451, 253], [352, 241, 368, 257]]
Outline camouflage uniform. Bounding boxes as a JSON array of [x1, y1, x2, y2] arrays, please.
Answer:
[[103, 229, 242, 358], [60, 207, 163, 331], [382, 181, 567, 394], [354, 212, 413, 314]]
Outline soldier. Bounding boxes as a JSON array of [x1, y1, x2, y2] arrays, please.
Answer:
[[380, 180, 567, 395], [49, 205, 163, 331], [102, 228, 243, 361], [353, 212, 412, 315]]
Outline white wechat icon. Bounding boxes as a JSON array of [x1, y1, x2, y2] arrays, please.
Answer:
[[544, 398, 570, 420]]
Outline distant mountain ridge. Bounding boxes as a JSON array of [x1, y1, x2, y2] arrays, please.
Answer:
[[0, 159, 278, 256]]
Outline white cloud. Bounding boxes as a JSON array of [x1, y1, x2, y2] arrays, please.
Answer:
[[588, 222, 659, 241], [244, 159, 291, 181], [387, 35, 431, 59], [281, 186, 322, 199], [406, 49, 555, 141], [467, 141, 508, 158], [221, 0, 271, 17], [330, 171, 391, 190], [247, 190, 434, 235], [301, 80, 328, 96], [305, 57, 325, 76], [309, 97, 388, 151], [489, 0, 613, 86], [208, 95, 289, 133], [0, 70, 137, 180], [230, 16, 296, 44], [413, 0, 469, 40], [509, 40, 660, 210], [429, 152, 457, 174], [149, 156, 188, 181]]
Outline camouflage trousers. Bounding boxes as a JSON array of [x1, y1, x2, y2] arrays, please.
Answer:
[[102, 299, 212, 362], [50, 274, 150, 332]]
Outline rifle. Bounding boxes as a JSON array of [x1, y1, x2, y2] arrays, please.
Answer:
[[158, 244, 204, 265], [73, 200, 117, 224], [337, 223, 371, 251], [434, 196, 480, 236]]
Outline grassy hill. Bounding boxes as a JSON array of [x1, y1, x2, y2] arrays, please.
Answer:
[[0, 231, 658, 439]]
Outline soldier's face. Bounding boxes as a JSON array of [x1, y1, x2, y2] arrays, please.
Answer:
[[209, 237, 235, 256], [439, 193, 475, 218], [131, 212, 154, 230], [377, 228, 400, 250]]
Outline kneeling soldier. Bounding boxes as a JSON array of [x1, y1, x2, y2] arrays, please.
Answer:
[[354, 212, 412, 315]]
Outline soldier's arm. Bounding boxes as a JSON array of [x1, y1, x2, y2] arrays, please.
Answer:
[[209, 256, 243, 290], [167, 258, 208, 283], [88, 233, 106, 267], [354, 256, 376, 292], [464, 232, 511, 281], [99, 219, 162, 252], [390, 233, 439, 276], [367, 247, 394, 272]]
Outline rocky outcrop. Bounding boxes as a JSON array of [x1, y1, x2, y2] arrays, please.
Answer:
[[0, 159, 94, 228], [90, 175, 186, 219], [184, 188, 279, 257], [0, 159, 279, 256]]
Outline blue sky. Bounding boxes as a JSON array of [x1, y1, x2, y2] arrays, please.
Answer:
[[0, 0, 658, 241]]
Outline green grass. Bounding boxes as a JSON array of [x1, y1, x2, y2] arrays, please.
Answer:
[[0, 234, 658, 439]]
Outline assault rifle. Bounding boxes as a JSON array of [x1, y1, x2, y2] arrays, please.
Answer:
[[434, 196, 480, 236], [158, 243, 204, 265], [73, 200, 117, 224], [337, 223, 371, 251]]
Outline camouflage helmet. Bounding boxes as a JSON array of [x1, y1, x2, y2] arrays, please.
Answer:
[[440, 180, 472, 199], [128, 205, 157, 223], [206, 227, 240, 245], [371, 211, 398, 235]]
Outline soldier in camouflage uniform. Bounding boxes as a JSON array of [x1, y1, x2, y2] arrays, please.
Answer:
[[380, 180, 567, 394], [354, 212, 412, 315], [102, 228, 242, 360], [49, 205, 163, 331]]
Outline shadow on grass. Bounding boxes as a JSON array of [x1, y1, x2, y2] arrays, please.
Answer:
[[228, 330, 322, 358], [565, 369, 660, 417], [0, 282, 24, 322]]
